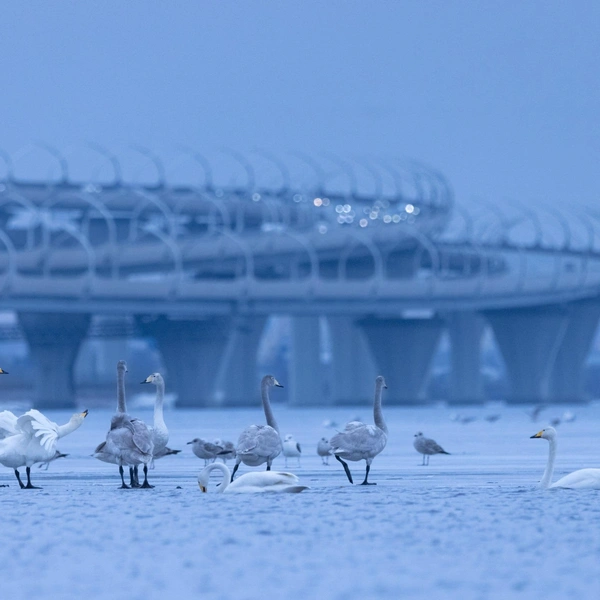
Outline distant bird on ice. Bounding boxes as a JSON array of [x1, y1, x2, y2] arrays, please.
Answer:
[[330, 376, 388, 485], [188, 438, 223, 465], [317, 437, 332, 465], [213, 438, 236, 463], [282, 434, 302, 467], [413, 432, 450, 466]]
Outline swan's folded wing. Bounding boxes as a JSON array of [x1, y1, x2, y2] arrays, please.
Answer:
[[237, 425, 281, 457], [0, 410, 19, 439], [16, 409, 59, 452], [130, 418, 153, 455], [331, 424, 386, 454]]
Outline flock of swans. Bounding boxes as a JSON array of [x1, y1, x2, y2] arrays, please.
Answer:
[[1, 361, 600, 492]]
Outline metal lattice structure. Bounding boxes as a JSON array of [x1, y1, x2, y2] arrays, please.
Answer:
[[0, 144, 599, 315]]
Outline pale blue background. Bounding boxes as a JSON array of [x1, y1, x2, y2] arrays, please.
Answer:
[[1, 1, 598, 203]]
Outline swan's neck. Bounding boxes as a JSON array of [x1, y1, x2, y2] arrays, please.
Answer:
[[57, 419, 82, 439], [261, 381, 279, 433], [116, 369, 126, 414], [153, 380, 167, 432], [540, 438, 556, 488], [373, 383, 387, 435], [205, 462, 230, 493]]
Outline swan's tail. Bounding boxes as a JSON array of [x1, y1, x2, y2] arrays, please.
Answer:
[[283, 485, 309, 493]]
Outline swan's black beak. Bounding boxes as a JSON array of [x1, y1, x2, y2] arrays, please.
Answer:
[[140, 379, 150, 384], [187, 441, 193, 445], [198, 483, 207, 493], [530, 431, 543, 438], [0, 368, 8, 374], [81, 409, 89, 417]]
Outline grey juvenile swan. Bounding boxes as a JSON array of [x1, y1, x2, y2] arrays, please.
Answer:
[[93, 360, 154, 488], [231, 375, 283, 480], [330, 375, 388, 485]]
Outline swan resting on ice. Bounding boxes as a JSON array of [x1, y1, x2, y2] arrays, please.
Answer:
[[530, 427, 600, 489], [198, 462, 308, 493], [330, 375, 388, 485]]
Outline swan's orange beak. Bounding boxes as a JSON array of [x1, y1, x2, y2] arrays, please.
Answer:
[[198, 483, 207, 493], [530, 430, 543, 438]]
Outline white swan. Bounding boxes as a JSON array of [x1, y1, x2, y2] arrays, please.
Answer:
[[413, 432, 451, 465], [330, 375, 388, 485], [531, 427, 600, 489], [282, 434, 302, 468], [140, 372, 172, 468], [198, 462, 308, 494], [0, 409, 88, 488], [231, 375, 283, 480], [317, 437, 332, 465], [93, 360, 154, 488]]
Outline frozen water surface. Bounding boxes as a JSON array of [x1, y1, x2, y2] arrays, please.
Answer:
[[1, 403, 600, 600]]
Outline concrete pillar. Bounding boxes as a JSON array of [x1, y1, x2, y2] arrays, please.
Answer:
[[18, 312, 91, 408], [484, 306, 569, 404], [446, 312, 485, 404], [328, 316, 378, 405], [137, 315, 231, 407], [358, 316, 444, 404], [288, 316, 326, 406], [550, 299, 600, 403], [215, 315, 267, 406]]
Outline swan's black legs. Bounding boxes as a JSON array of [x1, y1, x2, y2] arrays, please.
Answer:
[[231, 461, 240, 482], [25, 466, 41, 489], [360, 463, 376, 485], [130, 466, 141, 488], [119, 465, 130, 489], [266, 461, 271, 471], [335, 455, 354, 484], [140, 465, 154, 488], [14, 469, 25, 489]]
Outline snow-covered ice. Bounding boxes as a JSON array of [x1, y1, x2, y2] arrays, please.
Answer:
[[1, 403, 599, 600]]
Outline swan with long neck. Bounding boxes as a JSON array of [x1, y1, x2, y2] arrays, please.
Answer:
[[231, 375, 283, 480], [94, 360, 154, 488], [141, 372, 170, 461], [0, 409, 88, 489], [198, 462, 308, 493], [531, 427, 600, 489], [330, 375, 388, 485]]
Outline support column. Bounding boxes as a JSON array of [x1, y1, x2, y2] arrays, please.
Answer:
[[328, 316, 378, 405], [550, 299, 600, 403], [288, 316, 326, 406], [215, 316, 267, 406], [484, 306, 569, 404], [18, 312, 91, 408], [136, 315, 231, 407], [358, 316, 444, 404], [446, 312, 485, 404]]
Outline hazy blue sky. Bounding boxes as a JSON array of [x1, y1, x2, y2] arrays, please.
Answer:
[[1, 1, 599, 205]]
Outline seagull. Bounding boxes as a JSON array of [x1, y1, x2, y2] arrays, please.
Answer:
[[413, 432, 450, 466], [317, 438, 332, 465], [282, 434, 302, 468]]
